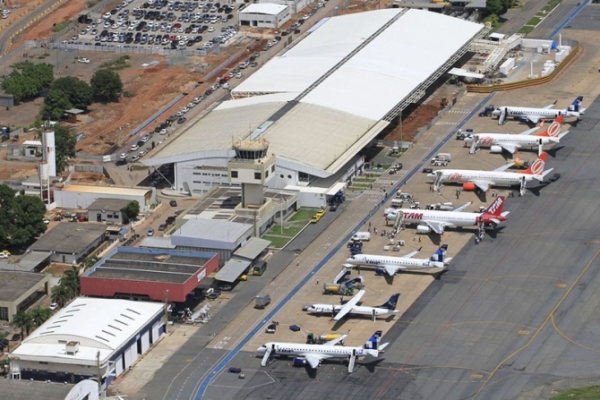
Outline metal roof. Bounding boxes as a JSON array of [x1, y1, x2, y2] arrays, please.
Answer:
[[240, 3, 288, 14], [139, 236, 176, 249], [215, 258, 251, 282], [233, 237, 271, 260], [171, 219, 253, 250], [87, 198, 131, 212], [29, 223, 106, 255], [10, 298, 163, 364], [0, 271, 50, 302], [0, 379, 74, 400], [60, 184, 152, 197]]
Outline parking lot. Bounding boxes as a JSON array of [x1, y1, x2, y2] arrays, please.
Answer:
[[64, 0, 242, 52]]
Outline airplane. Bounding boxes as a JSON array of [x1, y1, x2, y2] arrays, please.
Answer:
[[491, 96, 585, 125], [428, 152, 553, 194], [303, 290, 400, 321], [465, 115, 569, 155], [345, 245, 452, 276], [257, 330, 389, 373], [385, 196, 509, 235]]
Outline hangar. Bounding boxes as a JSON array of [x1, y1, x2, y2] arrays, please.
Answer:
[[8, 297, 165, 388], [143, 9, 484, 195], [80, 247, 219, 302]]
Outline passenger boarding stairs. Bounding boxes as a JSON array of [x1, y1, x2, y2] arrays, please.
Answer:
[[433, 172, 444, 191], [394, 210, 404, 231], [469, 135, 480, 154]]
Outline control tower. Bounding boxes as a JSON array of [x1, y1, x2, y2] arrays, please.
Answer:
[[228, 138, 275, 208]]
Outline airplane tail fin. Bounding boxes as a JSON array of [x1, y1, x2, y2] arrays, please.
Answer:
[[533, 115, 563, 138], [430, 244, 449, 264], [568, 96, 585, 114], [522, 152, 548, 175], [364, 330, 385, 352], [482, 196, 506, 217], [378, 293, 400, 310]]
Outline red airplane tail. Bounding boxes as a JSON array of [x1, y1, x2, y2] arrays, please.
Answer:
[[533, 115, 563, 138], [523, 152, 548, 175]]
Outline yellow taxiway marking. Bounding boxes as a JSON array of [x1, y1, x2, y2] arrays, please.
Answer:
[[473, 249, 600, 399], [555, 283, 567, 288], [518, 330, 530, 335]]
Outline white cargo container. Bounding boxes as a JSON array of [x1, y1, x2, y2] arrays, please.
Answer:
[[499, 58, 515, 76]]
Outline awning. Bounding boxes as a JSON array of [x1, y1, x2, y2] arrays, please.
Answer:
[[448, 68, 485, 79], [215, 258, 251, 283], [233, 237, 271, 261], [326, 181, 346, 197]]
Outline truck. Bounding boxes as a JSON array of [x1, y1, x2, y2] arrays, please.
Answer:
[[349, 232, 371, 242], [322, 277, 364, 295], [306, 332, 346, 345], [430, 153, 451, 165], [456, 128, 473, 140], [396, 191, 415, 202], [426, 202, 454, 211], [255, 293, 271, 309], [479, 105, 495, 117]]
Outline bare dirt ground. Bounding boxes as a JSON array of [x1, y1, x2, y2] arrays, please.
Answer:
[[0, 0, 48, 34], [18, 0, 88, 44]]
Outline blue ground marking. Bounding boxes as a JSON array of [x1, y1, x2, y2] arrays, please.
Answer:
[[548, 0, 590, 39], [194, 92, 495, 399]]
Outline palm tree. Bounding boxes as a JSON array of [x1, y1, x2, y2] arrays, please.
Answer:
[[62, 266, 80, 298], [51, 284, 71, 308], [30, 306, 52, 327], [11, 311, 34, 339]]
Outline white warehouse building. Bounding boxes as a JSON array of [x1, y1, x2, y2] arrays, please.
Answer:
[[143, 9, 484, 197], [239, 3, 291, 29], [259, 0, 310, 14], [8, 298, 165, 388]]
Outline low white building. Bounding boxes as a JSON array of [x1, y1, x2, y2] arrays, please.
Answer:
[[53, 184, 156, 211], [240, 3, 290, 29], [259, 0, 310, 14], [8, 298, 165, 388]]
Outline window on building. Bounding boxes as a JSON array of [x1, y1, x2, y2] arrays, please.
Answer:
[[107, 214, 113, 219], [231, 171, 238, 178], [271, 165, 275, 172], [299, 172, 310, 182], [255, 172, 261, 180], [265, 170, 269, 178]]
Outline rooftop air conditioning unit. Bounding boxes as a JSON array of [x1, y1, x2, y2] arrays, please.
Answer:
[[66, 341, 80, 355]]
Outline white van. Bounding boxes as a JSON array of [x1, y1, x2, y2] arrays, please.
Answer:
[[351, 232, 371, 242], [391, 198, 404, 207]]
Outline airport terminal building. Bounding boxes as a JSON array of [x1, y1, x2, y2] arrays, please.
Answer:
[[143, 9, 485, 196]]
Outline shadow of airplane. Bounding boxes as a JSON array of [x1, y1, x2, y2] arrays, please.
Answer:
[[526, 182, 551, 197], [358, 358, 386, 373], [546, 145, 565, 159], [485, 225, 506, 240]]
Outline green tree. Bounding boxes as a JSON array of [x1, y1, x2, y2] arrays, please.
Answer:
[[0, 185, 47, 248], [1, 62, 54, 104], [21, 62, 54, 89], [51, 284, 71, 308], [52, 76, 93, 110], [41, 89, 72, 120], [54, 124, 76, 172], [90, 69, 123, 103], [121, 201, 140, 224], [485, 0, 506, 16], [30, 306, 53, 327], [11, 311, 34, 339], [61, 266, 80, 298]]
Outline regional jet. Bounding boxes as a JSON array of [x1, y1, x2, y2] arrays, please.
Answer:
[[345, 245, 452, 276], [257, 330, 389, 373], [491, 96, 585, 124]]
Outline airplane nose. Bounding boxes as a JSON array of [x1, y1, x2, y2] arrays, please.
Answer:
[[426, 173, 435, 179], [257, 345, 266, 353]]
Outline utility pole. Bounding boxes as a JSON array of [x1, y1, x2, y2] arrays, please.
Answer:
[[163, 289, 169, 333]]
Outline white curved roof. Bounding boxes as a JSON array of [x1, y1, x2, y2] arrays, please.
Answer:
[[11, 298, 163, 364]]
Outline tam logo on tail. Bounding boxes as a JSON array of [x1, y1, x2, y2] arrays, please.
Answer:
[[484, 196, 505, 216], [524, 152, 547, 175]]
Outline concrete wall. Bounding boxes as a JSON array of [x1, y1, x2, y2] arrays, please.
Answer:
[[54, 190, 151, 211], [239, 7, 291, 29], [87, 208, 124, 224]]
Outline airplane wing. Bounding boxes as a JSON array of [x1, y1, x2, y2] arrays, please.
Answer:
[[495, 142, 519, 154], [333, 290, 365, 321], [452, 202, 472, 212], [525, 115, 541, 124], [324, 332, 349, 346], [494, 163, 514, 172], [543, 100, 558, 109], [381, 264, 399, 276], [520, 126, 542, 135], [423, 220, 450, 235], [470, 180, 493, 192], [402, 247, 422, 259], [298, 353, 328, 369]]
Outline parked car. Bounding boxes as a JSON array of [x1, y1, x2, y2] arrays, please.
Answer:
[[147, 228, 154, 236], [78, 58, 90, 63], [158, 224, 167, 231], [266, 321, 278, 333], [548, 172, 561, 182], [170, 200, 178, 207], [0, 253, 8, 259], [11, 333, 20, 341], [131, 144, 139, 151], [329, 203, 338, 212], [49, 302, 59, 310]]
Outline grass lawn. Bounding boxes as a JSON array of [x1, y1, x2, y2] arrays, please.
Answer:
[[52, 20, 71, 32], [552, 386, 600, 399], [262, 207, 318, 248], [518, 25, 536, 35]]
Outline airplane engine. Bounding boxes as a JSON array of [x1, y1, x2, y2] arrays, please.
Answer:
[[375, 267, 385, 275], [490, 145, 503, 153], [293, 358, 307, 367], [518, 117, 529, 123], [416, 225, 431, 234], [462, 182, 476, 191]]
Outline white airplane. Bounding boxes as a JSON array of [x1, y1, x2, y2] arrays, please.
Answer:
[[257, 330, 388, 373], [428, 152, 553, 194], [491, 96, 585, 125], [303, 290, 400, 321], [345, 245, 452, 276], [385, 196, 509, 235], [465, 115, 569, 155]]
